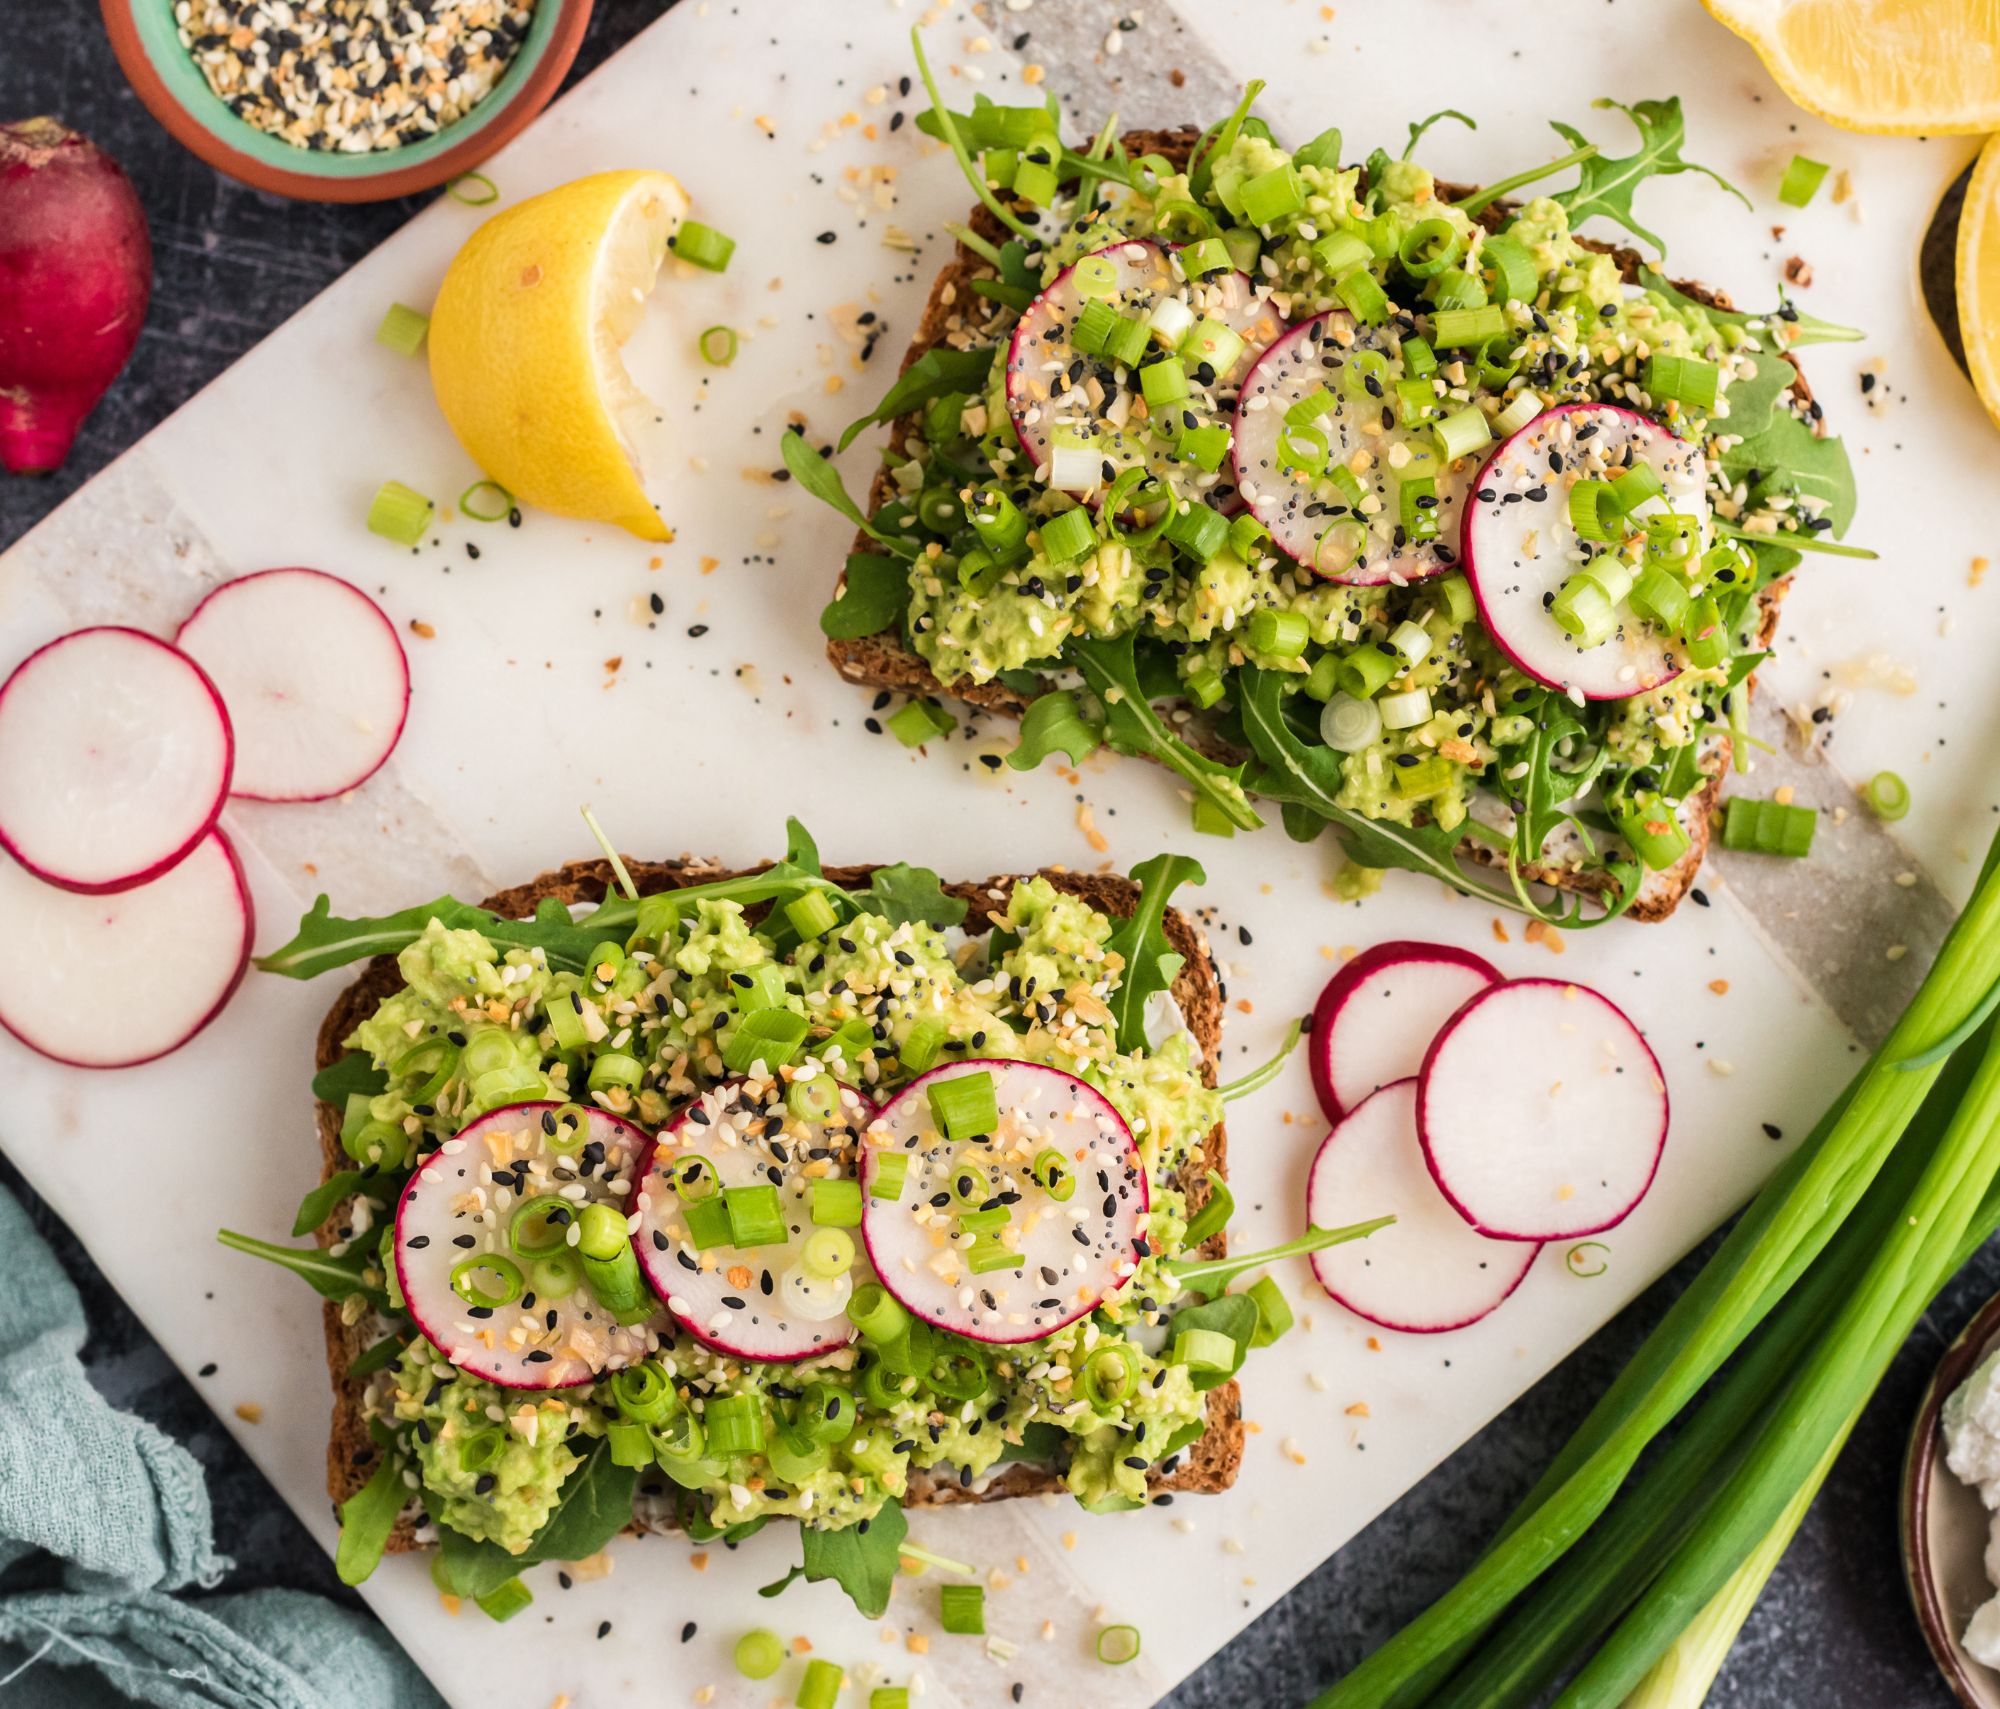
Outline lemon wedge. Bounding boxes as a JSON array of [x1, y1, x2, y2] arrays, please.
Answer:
[[1704, 0, 2000, 133], [428, 169, 688, 541], [1959, 134, 2000, 431]]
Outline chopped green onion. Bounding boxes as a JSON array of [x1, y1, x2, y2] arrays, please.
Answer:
[[1277, 422, 1332, 476], [735, 1628, 785, 1680], [1227, 512, 1271, 561], [957, 1205, 1011, 1235], [1399, 475, 1440, 543], [1327, 464, 1367, 509], [1248, 607, 1310, 658], [871, 1690, 910, 1709], [1438, 573, 1476, 624], [1393, 754, 1454, 800], [1721, 797, 1817, 858], [475, 1577, 532, 1622], [1179, 236, 1234, 279], [1492, 388, 1544, 438], [1398, 217, 1463, 279], [1864, 771, 1910, 821], [528, 1249, 582, 1298], [795, 1657, 846, 1709], [968, 485, 1029, 557], [1140, 355, 1191, 409], [1185, 667, 1227, 710], [1178, 423, 1232, 471], [785, 890, 839, 941], [459, 1428, 506, 1474], [447, 172, 498, 205], [668, 1153, 718, 1202], [1341, 353, 1391, 404], [1478, 234, 1539, 305], [1396, 377, 1441, 427], [1335, 266, 1390, 326], [1183, 1171, 1236, 1247], [1336, 644, 1399, 700], [1568, 479, 1620, 542], [1400, 334, 1438, 378], [803, 1227, 856, 1278], [706, 1393, 767, 1457], [681, 1194, 734, 1252], [581, 1239, 648, 1321], [900, 1021, 945, 1073], [927, 1070, 997, 1142], [968, 1235, 1025, 1274], [1609, 462, 1665, 514], [698, 324, 739, 366], [724, 1009, 810, 1073], [847, 1280, 910, 1344], [1431, 304, 1507, 347], [1683, 595, 1730, 670], [1616, 791, 1692, 872], [1551, 574, 1616, 645], [606, 1418, 655, 1468], [1240, 162, 1306, 226], [1032, 1147, 1076, 1201], [1220, 225, 1262, 273], [1182, 315, 1245, 379], [887, 699, 951, 747], [671, 219, 736, 272], [1164, 501, 1230, 563], [1432, 405, 1492, 464], [1387, 619, 1431, 664], [586, 1051, 643, 1093], [1192, 798, 1237, 838], [1315, 517, 1369, 576], [375, 302, 430, 355], [1628, 565, 1692, 632], [810, 1178, 864, 1229], [450, 1254, 522, 1310], [1645, 512, 1699, 567], [866, 1153, 910, 1204], [1072, 298, 1120, 357], [1778, 153, 1831, 208], [1174, 1326, 1238, 1373], [1080, 1342, 1139, 1411], [610, 1361, 674, 1424], [1313, 230, 1373, 278], [1103, 312, 1152, 370], [940, 1581, 988, 1635], [366, 480, 433, 546], [1246, 1274, 1294, 1346], [724, 1183, 788, 1248], [1072, 253, 1119, 299], [1097, 1624, 1142, 1666], [1644, 353, 1719, 412], [1378, 686, 1433, 731], [1039, 505, 1098, 565], [1303, 653, 1343, 702], [1011, 156, 1058, 206], [509, 1195, 573, 1256], [1564, 1241, 1612, 1279]]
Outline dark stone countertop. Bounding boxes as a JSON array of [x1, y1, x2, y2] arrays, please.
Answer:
[[0, 5, 1974, 1704]]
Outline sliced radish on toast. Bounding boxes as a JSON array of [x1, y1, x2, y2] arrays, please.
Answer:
[[1006, 239, 1281, 505], [1308, 1080, 1538, 1333], [859, 1059, 1146, 1344], [175, 568, 409, 802], [1418, 978, 1669, 1241], [1232, 312, 1469, 584], [396, 1100, 665, 1389], [0, 828, 251, 1067], [1310, 941, 1501, 1121], [0, 626, 232, 893], [631, 1069, 873, 1362], [1460, 403, 1707, 700]]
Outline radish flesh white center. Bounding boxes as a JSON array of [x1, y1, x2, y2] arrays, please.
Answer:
[[859, 1059, 1146, 1344], [1461, 403, 1708, 701], [631, 1069, 872, 1362], [1308, 1080, 1539, 1334], [1310, 939, 1500, 1122], [395, 1100, 664, 1389], [1231, 311, 1469, 584], [1418, 977, 1669, 1241], [175, 568, 409, 803], [1006, 239, 1282, 506]]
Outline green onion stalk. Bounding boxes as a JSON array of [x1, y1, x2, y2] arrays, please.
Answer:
[[1312, 823, 2000, 1709]]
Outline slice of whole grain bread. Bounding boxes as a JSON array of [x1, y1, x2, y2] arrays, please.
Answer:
[[314, 858, 1241, 1554], [824, 127, 1814, 923]]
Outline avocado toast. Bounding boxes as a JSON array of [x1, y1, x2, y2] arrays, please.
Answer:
[[799, 75, 1861, 926]]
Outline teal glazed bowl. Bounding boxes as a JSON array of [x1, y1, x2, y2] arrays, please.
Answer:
[[100, 0, 593, 203]]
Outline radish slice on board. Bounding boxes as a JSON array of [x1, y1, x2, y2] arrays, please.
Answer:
[[1460, 403, 1707, 701], [1308, 1080, 1539, 1333], [1231, 311, 1469, 584], [175, 568, 410, 803], [859, 1059, 1147, 1344], [1418, 978, 1669, 1242], [0, 626, 231, 893], [1310, 940, 1501, 1122], [0, 828, 250, 1068], [631, 1069, 873, 1362], [395, 1100, 665, 1389], [1006, 239, 1282, 505]]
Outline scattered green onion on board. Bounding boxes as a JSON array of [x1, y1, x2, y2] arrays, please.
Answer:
[[796, 1658, 845, 1709], [1097, 1624, 1142, 1665], [1721, 796, 1817, 858], [374, 302, 429, 355], [447, 171, 499, 206], [939, 1582, 986, 1635], [458, 480, 514, 523], [699, 324, 739, 366], [474, 1576, 532, 1621], [1565, 1241, 1612, 1279], [734, 1629, 785, 1680], [366, 480, 434, 545], [672, 219, 736, 272], [1865, 769, 1910, 821], [887, 698, 954, 747], [1778, 154, 1831, 208]]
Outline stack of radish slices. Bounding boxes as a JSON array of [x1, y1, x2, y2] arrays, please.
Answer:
[[1306, 942, 1668, 1334], [0, 569, 408, 1068]]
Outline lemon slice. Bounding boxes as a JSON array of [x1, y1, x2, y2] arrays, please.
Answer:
[[428, 169, 688, 541], [1704, 0, 2000, 133], [1959, 134, 2000, 432]]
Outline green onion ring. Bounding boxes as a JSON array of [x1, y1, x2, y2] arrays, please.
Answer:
[[450, 1253, 524, 1310], [1565, 1242, 1612, 1279], [458, 480, 514, 523], [447, 172, 499, 206]]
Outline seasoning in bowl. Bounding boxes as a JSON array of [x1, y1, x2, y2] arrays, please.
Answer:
[[1944, 1348, 2000, 1665], [173, 0, 537, 153]]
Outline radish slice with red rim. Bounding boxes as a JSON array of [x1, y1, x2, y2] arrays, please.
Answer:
[[1460, 403, 1706, 700], [1418, 977, 1669, 1242], [1006, 239, 1282, 506], [631, 1069, 873, 1363], [1310, 940, 1501, 1122], [1232, 311, 1469, 584], [395, 1100, 665, 1389], [0, 827, 251, 1068], [175, 568, 410, 803], [1308, 1080, 1539, 1333], [859, 1059, 1146, 1344], [0, 626, 231, 893]]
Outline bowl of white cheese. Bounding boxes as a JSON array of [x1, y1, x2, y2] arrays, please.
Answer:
[[1908, 1290, 2000, 1707]]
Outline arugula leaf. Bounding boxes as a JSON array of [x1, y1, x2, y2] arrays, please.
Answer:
[[1168, 1293, 1261, 1392], [857, 863, 968, 930], [336, 1448, 409, 1586], [312, 1052, 386, 1105], [1497, 689, 1613, 870], [997, 1422, 1072, 1467], [1294, 125, 1343, 172], [1217, 1015, 1304, 1102], [677, 1490, 769, 1545], [346, 1332, 410, 1380], [216, 1229, 387, 1309], [1716, 403, 1859, 536], [779, 428, 917, 559], [1710, 348, 1798, 443], [1636, 264, 1862, 351], [820, 553, 911, 640], [910, 28, 1035, 241], [1170, 1218, 1395, 1303], [1550, 97, 1747, 254], [971, 278, 1036, 313], [258, 892, 606, 982], [800, 1497, 907, 1618], [1102, 853, 1205, 1055], [1007, 690, 1104, 772], [292, 1168, 373, 1238], [782, 818, 824, 876], [757, 1564, 805, 1598], [1070, 634, 1263, 831], [1403, 108, 1476, 160], [1456, 143, 1602, 218], [838, 346, 994, 453]]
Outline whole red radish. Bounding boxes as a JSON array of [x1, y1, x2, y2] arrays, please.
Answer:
[[0, 118, 152, 475]]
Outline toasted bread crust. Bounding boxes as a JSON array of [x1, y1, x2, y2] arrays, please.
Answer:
[[314, 858, 1242, 1553], [825, 128, 1812, 923]]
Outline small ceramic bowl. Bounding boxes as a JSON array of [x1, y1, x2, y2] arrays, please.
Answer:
[[99, 0, 592, 203], [1905, 1286, 2000, 1707]]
